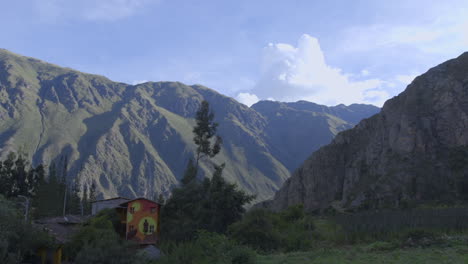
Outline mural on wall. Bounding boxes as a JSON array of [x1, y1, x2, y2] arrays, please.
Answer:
[[124, 198, 160, 244]]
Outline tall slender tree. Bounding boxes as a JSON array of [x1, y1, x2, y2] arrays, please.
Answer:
[[161, 100, 253, 242], [192, 100, 222, 172]]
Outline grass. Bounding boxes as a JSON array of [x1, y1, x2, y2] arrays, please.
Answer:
[[255, 209, 468, 264], [257, 244, 468, 264]]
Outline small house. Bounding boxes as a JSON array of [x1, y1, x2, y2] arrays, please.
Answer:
[[117, 198, 161, 245]]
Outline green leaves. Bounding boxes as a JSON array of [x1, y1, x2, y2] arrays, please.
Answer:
[[157, 231, 256, 264], [193, 100, 222, 167], [228, 206, 316, 253], [161, 164, 254, 242], [0, 195, 53, 264], [0, 152, 43, 199]]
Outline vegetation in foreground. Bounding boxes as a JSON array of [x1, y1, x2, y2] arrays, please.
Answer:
[[257, 244, 468, 264]]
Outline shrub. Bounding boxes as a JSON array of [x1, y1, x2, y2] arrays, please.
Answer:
[[334, 207, 468, 243], [0, 195, 54, 264], [229, 206, 316, 253], [401, 229, 442, 248], [64, 210, 145, 264], [228, 209, 283, 253], [157, 231, 256, 264]]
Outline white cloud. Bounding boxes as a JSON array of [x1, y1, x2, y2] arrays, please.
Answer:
[[34, 0, 158, 22], [340, 9, 468, 56], [248, 34, 388, 106], [236, 93, 259, 107], [361, 70, 370, 76]]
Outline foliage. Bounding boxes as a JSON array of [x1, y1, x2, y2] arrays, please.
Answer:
[[162, 100, 253, 242], [0, 152, 91, 218], [65, 209, 144, 264], [34, 157, 94, 217], [228, 209, 282, 252], [161, 165, 254, 242], [193, 100, 222, 170], [181, 158, 197, 185], [228, 205, 315, 253], [156, 231, 256, 264], [256, 243, 468, 264], [0, 195, 54, 264], [333, 207, 468, 243], [0, 152, 44, 198]]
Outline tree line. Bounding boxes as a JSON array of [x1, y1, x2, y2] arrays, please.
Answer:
[[0, 152, 96, 219]]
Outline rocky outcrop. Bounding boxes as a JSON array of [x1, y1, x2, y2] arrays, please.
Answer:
[[262, 52, 468, 211]]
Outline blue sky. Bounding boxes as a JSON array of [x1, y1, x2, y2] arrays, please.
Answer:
[[1, 0, 467, 106]]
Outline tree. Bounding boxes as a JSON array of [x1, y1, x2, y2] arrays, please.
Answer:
[[161, 165, 254, 242], [89, 182, 97, 203], [0, 195, 54, 263], [65, 210, 144, 264], [61, 155, 69, 216], [161, 100, 253, 242], [0, 153, 44, 200], [192, 100, 222, 171], [200, 164, 254, 233], [68, 175, 82, 215], [181, 159, 197, 185]]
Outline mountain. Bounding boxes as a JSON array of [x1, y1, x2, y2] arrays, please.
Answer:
[[251, 101, 379, 171], [0, 49, 378, 201], [260, 52, 468, 211]]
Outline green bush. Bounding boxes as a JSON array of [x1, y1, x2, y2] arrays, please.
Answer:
[[401, 229, 442, 248], [334, 207, 468, 243], [228, 206, 316, 253], [0, 195, 54, 264], [156, 231, 256, 264], [228, 209, 283, 252], [64, 210, 145, 264]]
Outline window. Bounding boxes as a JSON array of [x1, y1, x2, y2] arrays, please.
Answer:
[[149, 225, 155, 233], [130, 207, 135, 214], [151, 207, 156, 213]]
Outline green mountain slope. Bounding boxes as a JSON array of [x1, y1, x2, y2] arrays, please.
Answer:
[[0, 49, 379, 201]]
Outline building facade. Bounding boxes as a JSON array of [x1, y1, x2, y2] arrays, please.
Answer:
[[118, 198, 160, 245]]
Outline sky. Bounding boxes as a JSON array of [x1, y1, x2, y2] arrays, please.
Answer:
[[1, 0, 467, 107]]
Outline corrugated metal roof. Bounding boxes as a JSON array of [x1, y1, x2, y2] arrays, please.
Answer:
[[91, 196, 132, 203]]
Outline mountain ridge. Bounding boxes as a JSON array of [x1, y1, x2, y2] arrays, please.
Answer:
[[0, 48, 380, 201]]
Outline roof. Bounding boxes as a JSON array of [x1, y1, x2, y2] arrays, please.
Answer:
[[119, 197, 160, 207], [91, 196, 132, 203], [34, 215, 90, 243]]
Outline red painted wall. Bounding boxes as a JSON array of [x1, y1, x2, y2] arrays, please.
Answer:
[[125, 199, 160, 244]]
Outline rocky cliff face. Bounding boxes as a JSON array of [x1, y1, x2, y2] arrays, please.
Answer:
[[263, 52, 468, 211], [0, 49, 378, 201]]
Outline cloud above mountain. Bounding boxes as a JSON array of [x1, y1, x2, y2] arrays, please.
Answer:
[[236, 34, 390, 106]]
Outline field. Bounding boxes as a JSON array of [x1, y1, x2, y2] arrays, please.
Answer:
[[258, 244, 468, 264]]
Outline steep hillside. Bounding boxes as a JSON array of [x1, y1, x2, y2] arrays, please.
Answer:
[[261, 52, 468, 211], [252, 101, 379, 171], [0, 49, 378, 201]]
